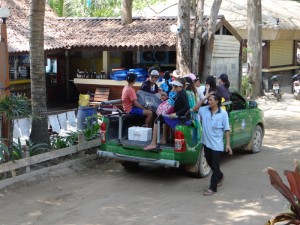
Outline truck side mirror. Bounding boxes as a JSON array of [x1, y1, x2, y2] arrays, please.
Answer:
[[249, 101, 257, 108]]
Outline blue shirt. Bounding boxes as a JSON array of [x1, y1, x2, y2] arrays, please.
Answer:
[[199, 106, 230, 151]]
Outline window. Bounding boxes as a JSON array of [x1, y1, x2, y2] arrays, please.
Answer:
[[45, 58, 57, 74]]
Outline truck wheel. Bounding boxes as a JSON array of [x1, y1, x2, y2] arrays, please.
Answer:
[[120, 161, 139, 170], [245, 125, 263, 154], [187, 147, 211, 178], [276, 94, 280, 101]]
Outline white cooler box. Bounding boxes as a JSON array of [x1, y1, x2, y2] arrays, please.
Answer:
[[128, 126, 152, 141]]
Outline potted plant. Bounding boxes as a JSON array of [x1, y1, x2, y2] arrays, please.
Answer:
[[265, 159, 300, 225]]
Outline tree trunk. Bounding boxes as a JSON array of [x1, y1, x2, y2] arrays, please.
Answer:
[[121, 0, 133, 25], [192, 0, 204, 77], [177, 0, 192, 76], [29, 0, 50, 146], [202, 0, 222, 80], [247, 0, 262, 99]]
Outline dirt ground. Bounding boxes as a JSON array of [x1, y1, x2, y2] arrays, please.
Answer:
[[0, 93, 300, 225]]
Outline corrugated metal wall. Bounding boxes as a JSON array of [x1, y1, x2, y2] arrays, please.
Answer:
[[270, 40, 293, 66], [211, 35, 240, 90]]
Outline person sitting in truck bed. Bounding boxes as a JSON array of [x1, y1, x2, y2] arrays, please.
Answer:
[[144, 78, 190, 150], [217, 73, 231, 102], [140, 69, 159, 94], [122, 73, 153, 127]]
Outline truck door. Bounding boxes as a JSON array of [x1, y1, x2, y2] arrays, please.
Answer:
[[229, 94, 253, 148]]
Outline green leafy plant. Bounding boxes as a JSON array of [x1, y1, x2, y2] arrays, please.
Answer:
[[0, 138, 10, 163], [50, 135, 69, 150], [0, 95, 32, 120], [242, 74, 251, 97], [0, 137, 48, 162], [82, 115, 100, 141], [265, 159, 300, 225], [65, 131, 79, 146], [11, 138, 23, 160], [25, 140, 49, 156], [1, 137, 23, 161], [0, 95, 32, 162]]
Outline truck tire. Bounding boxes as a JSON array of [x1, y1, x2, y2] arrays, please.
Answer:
[[187, 147, 211, 178], [245, 125, 263, 154], [120, 161, 139, 170], [276, 94, 280, 101]]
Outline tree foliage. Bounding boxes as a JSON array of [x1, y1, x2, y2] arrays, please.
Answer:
[[47, 0, 167, 17]]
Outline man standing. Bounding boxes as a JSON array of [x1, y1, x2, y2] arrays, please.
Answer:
[[193, 93, 233, 196]]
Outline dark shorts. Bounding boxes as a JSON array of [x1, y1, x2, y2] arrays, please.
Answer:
[[129, 107, 144, 117], [164, 116, 191, 129], [155, 115, 191, 129]]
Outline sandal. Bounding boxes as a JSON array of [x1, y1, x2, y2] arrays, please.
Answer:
[[144, 145, 157, 151], [203, 189, 216, 196]]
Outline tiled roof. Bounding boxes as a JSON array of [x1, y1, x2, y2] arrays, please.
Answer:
[[52, 17, 178, 50], [0, 0, 61, 53], [0, 0, 237, 53]]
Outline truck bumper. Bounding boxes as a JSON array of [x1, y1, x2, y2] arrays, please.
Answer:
[[97, 150, 180, 168]]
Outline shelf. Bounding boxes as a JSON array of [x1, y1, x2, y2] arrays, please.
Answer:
[[9, 79, 31, 85]]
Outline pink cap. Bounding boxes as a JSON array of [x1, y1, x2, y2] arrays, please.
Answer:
[[185, 73, 197, 81]]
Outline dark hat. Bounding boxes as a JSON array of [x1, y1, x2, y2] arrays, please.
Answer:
[[194, 77, 200, 82], [126, 73, 137, 82], [218, 73, 228, 82], [164, 71, 171, 80], [184, 77, 193, 85]]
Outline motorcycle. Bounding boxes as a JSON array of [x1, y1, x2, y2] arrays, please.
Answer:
[[270, 75, 281, 101], [292, 73, 300, 100]]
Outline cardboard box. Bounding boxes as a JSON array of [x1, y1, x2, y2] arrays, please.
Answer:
[[128, 126, 152, 141]]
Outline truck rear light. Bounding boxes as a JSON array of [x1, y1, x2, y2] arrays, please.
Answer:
[[100, 122, 107, 143], [174, 130, 186, 152]]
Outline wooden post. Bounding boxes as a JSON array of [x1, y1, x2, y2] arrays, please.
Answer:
[[22, 146, 30, 173], [11, 169, 16, 177], [77, 132, 85, 156], [0, 17, 10, 141]]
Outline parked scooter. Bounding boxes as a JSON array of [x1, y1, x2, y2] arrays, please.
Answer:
[[270, 75, 281, 101], [292, 73, 300, 100]]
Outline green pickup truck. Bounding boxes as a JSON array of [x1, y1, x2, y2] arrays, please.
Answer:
[[97, 91, 264, 178]]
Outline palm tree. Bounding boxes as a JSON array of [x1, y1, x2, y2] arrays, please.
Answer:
[[29, 0, 50, 146]]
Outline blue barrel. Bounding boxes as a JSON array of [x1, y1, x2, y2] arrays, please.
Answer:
[[77, 106, 97, 130]]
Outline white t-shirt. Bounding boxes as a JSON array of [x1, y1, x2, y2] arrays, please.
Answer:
[[197, 85, 205, 102]]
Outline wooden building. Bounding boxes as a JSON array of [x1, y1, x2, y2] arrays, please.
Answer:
[[1, 0, 242, 105]]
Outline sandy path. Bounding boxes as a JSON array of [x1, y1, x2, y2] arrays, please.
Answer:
[[0, 93, 299, 225]]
